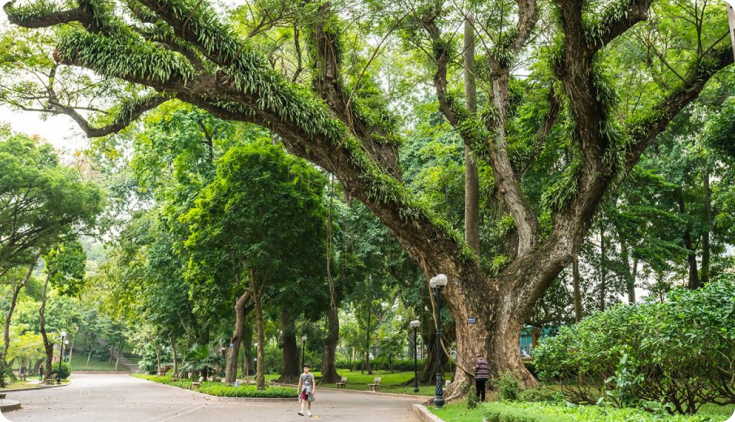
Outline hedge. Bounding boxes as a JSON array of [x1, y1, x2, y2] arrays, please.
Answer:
[[131, 374, 295, 398]]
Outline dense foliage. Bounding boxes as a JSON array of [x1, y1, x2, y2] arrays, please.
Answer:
[[534, 277, 735, 414]]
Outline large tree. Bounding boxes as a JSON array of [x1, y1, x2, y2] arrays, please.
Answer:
[[3, 0, 732, 396]]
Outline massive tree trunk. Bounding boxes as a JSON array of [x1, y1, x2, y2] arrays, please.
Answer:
[[225, 291, 251, 383], [279, 311, 300, 383], [2, 255, 38, 386], [320, 305, 341, 383], [676, 187, 699, 289]]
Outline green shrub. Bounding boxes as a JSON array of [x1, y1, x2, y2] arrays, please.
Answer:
[[534, 277, 735, 414], [466, 383, 478, 409], [51, 362, 72, 380], [497, 373, 520, 401]]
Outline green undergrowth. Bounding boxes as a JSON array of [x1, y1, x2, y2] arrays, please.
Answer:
[[432, 402, 734, 422], [132, 374, 295, 398]]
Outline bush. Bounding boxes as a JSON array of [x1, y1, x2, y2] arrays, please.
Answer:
[[497, 373, 520, 401], [51, 362, 72, 380], [534, 277, 735, 414]]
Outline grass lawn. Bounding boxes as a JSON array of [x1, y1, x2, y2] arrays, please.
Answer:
[[132, 374, 295, 398], [431, 401, 735, 422], [310, 369, 449, 396], [69, 354, 123, 371]]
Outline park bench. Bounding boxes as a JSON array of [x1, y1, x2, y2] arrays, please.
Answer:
[[368, 377, 381, 392], [43, 374, 57, 385], [335, 377, 347, 389], [190, 376, 204, 390]]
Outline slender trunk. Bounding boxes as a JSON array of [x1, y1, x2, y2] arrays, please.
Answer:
[[170, 336, 178, 376], [279, 311, 300, 382], [86, 339, 94, 366], [225, 291, 251, 383], [242, 323, 253, 379], [253, 288, 266, 390], [39, 267, 54, 381], [599, 224, 606, 312], [463, 12, 480, 255], [320, 178, 341, 383], [2, 255, 38, 386], [701, 170, 711, 286], [115, 338, 123, 370], [365, 306, 372, 375], [320, 306, 341, 383], [676, 187, 699, 289], [68, 335, 76, 361], [572, 256, 582, 323], [619, 233, 636, 304], [155, 345, 161, 374]]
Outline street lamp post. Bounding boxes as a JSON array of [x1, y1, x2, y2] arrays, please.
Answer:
[[410, 320, 420, 393], [301, 336, 308, 370], [429, 274, 448, 409], [723, 0, 735, 58], [57, 331, 67, 385]]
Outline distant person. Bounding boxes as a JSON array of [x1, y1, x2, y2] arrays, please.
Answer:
[[474, 354, 489, 402], [296, 364, 316, 417], [39, 364, 44, 382], [19, 365, 26, 381]]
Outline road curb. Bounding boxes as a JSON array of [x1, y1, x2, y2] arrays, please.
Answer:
[[131, 376, 294, 402], [74, 371, 131, 374], [0, 382, 70, 393], [412, 404, 445, 422], [0, 399, 21, 412], [275, 382, 433, 400]]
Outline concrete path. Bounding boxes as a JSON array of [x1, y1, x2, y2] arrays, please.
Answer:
[[2, 374, 422, 422]]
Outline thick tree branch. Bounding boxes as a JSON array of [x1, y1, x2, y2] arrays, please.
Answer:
[[625, 44, 734, 172], [3, 2, 90, 28]]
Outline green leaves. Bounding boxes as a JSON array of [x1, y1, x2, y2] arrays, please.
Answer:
[[534, 277, 735, 414]]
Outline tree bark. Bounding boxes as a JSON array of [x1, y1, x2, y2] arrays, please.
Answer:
[[225, 291, 251, 383], [170, 336, 178, 376], [253, 286, 266, 390], [365, 305, 372, 375], [2, 255, 39, 386], [676, 187, 699, 289], [320, 305, 341, 383], [463, 12, 480, 255], [279, 310, 300, 383], [599, 223, 606, 312], [573, 256, 582, 323], [701, 170, 711, 287], [39, 267, 54, 381]]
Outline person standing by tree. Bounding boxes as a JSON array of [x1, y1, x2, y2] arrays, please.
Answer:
[[474, 354, 489, 402], [296, 365, 316, 417], [38, 364, 44, 382]]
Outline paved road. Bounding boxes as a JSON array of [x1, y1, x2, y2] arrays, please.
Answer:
[[2, 374, 422, 422]]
